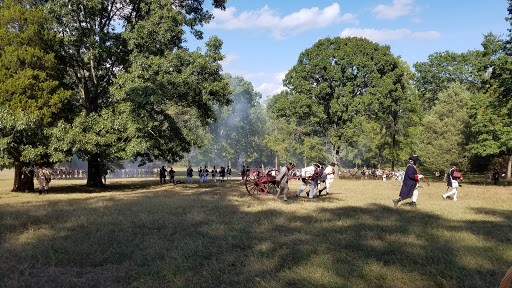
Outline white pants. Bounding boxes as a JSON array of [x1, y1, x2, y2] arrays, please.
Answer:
[[296, 179, 316, 199], [412, 188, 418, 202], [212, 176, 216, 182], [443, 188, 458, 200], [187, 176, 193, 183], [227, 175, 231, 180], [325, 177, 334, 193]]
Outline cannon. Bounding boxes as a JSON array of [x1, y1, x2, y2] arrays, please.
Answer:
[[244, 166, 325, 196], [244, 169, 279, 195]]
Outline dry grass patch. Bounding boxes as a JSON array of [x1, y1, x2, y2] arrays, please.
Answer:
[[0, 170, 511, 287]]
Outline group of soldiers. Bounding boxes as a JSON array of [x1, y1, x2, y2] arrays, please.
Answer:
[[159, 166, 176, 184], [195, 166, 232, 183], [275, 161, 337, 201], [19, 156, 467, 205]]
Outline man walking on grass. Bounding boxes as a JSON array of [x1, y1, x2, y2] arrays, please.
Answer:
[[393, 155, 424, 207], [276, 162, 295, 201]]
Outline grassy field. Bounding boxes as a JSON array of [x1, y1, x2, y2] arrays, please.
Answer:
[[1, 169, 511, 288]]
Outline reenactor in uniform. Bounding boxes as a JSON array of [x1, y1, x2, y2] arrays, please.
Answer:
[[276, 162, 295, 201], [393, 155, 424, 207], [36, 166, 52, 195], [169, 167, 176, 184], [219, 167, 226, 182], [187, 166, 194, 183], [199, 166, 204, 183], [211, 166, 217, 182], [204, 166, 209, 181], [240, 165, 246, 182], [296, 162, 323, 199], [226, 166, 232, 180], [443, 162, 462, 201], [319, 162, 336, 195], [159, 166, 167, 184]]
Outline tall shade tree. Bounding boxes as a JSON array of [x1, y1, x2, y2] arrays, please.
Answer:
[[272, 37, 418, 168], [45, 0, 231, 186], [468, 31, 512, 180], [417, 84, 471, 173], [0, 0, 72, 191], [413, 50, 483, 110]]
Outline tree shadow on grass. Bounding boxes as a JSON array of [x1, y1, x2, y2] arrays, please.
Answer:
[[0, 184, 511, 287]]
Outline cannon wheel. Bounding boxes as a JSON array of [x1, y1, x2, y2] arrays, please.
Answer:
[[245, 169, 269, 195], [268, 182, 277, 195], [267, 169, 279, 195]]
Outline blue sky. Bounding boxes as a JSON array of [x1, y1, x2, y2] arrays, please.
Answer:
[[189, 0, 510, 99]]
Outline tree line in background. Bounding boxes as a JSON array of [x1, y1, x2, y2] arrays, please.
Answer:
[[1, 0, 511, 191]]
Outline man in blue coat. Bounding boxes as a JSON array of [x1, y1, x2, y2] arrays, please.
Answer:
[[393, 155, 424, 207]]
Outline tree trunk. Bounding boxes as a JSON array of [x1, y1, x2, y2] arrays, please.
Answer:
[[12, 161, 23, 192], [507, 155, 512, 182], [335, 147, 340, 166], [86, 153, 105, 187]]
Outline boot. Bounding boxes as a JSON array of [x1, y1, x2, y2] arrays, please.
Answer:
[[392, 198, 401, 208], [39, 189, 42, 195]]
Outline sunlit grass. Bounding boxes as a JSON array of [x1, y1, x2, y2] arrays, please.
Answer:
[[0, 169, 511, 287]]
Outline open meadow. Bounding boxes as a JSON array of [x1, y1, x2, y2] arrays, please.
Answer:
[[1, 169, 511, 287]]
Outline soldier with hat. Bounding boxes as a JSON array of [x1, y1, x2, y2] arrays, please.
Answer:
[[443, 162, 462, 201], [275, 162, 295, 201], [393, 155, 424, 207]]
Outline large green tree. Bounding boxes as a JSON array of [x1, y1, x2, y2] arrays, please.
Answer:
[[0, 0, 72, 191], [417, 84, 471, 173], [413, 50, 483, 110], [271, 37, 418, 168], [45, 0, 231, 186], [468, 33, 512, 180]]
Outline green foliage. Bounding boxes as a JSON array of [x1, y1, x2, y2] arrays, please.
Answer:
[[264, 116, 303, 165], [270, 37, 419, 168], [465, 30, 512, 179], [0, 0, 72, 171], [43, 0, 230, 185], [413, 50, 484, 110], [417, 84, 471, 172]]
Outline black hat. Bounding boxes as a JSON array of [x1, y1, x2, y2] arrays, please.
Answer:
[[450, 162, 458, 167], [330, 162, 336, 166], [408, 155, 420, 165], [317, 161, 326, 166]]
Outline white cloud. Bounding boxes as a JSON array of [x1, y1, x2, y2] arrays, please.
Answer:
[[208, 3, 357, 39], [249, 71, 287, 98], [220, 53, 239, 69], [340, 28, 411, 42], [339, 28, 440, 42], [412, 31, 441, 41], [372, 0, 414, 19]]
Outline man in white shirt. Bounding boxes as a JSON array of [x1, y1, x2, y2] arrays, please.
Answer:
[[296, 163, 322, 199], [319, 162, 335, 195]]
